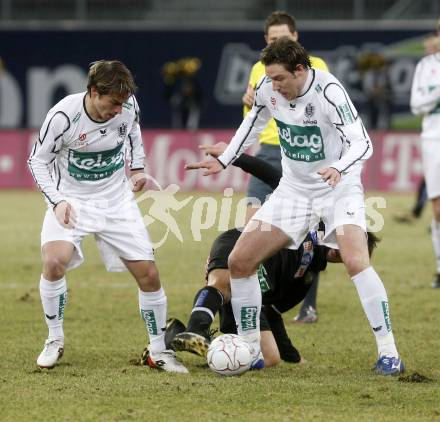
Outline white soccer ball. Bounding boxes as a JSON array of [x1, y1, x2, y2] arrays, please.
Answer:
[[207, 334, 252, 376]]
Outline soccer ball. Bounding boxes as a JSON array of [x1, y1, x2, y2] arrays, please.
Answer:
[[207, 334, 252, 376]]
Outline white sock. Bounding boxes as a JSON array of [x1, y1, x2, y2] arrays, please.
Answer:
[[351, 267, 398, 357], [139, 288, 167, 355], [230, 274, 261, 350], [431, 219, 440, 273], [39, 275, 67, 342]]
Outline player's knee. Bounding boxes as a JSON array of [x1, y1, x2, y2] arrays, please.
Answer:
[[228, 252, 256, 277], [42, 256, 67, 280], [139, 263, 160, 289], [343, 255, 369, 277]]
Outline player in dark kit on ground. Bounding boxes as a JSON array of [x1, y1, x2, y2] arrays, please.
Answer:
[[162, 146, 379, 367]]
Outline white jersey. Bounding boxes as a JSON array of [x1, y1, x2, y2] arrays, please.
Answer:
[[218, 68, 372, 192], [28, 92, 145, 207], [410, 53, 440, 140]]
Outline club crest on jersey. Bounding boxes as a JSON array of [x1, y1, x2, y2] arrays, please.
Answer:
[[118, 122, 128, 139], [274, 118, 325, 162], [305, 103, 315, 118], [270, 97, 278, 110], [303, 103, 317, 125]]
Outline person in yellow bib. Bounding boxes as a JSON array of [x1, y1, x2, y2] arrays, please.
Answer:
[[242, 11, 328, 324]]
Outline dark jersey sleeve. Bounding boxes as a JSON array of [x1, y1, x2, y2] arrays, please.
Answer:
[[232, 153, 282, 190]]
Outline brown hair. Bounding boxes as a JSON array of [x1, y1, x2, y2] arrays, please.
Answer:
[[264, 11, 297, 34], [261, 38, 311, 73], [87, 60, 136, 99]]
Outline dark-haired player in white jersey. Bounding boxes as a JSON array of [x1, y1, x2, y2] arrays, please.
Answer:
[[167, 150, 379, 368], [411, 20, 440, 288], [186, 39, 404, 375], [28, 60, 187, 373]]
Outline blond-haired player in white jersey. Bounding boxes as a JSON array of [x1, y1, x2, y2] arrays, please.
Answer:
[[411, 20, 440, 289], [28, 60, 187, 373], [187, 39, 404, 375]]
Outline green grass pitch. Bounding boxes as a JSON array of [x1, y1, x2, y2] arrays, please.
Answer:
[[1, 190, 439, 421]]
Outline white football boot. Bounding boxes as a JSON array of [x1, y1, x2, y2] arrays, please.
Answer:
[[142, 348, 189, 374], [37, 338, 64, 369]]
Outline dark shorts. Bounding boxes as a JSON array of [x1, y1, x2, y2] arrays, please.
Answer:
[[205, 229, 241, 277], [246, 144, 282, 204]]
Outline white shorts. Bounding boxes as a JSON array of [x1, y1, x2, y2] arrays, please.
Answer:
[[41, 197, 154, 272], [252, 179, 366, 249], [421, 139, 440, 199]]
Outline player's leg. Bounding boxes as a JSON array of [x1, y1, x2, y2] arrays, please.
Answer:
[[293, 272, 319, 323], [228, 221, 291, 368], [421, 139, 440, 287], [171, 269, 228, 356], [336, 224, 403, 375], [430, 196, 440, 288], [264, 305, 302, 363], [101, 199, 187, 373], [37, 240, 75, 368], [123, 259, 187, 374]]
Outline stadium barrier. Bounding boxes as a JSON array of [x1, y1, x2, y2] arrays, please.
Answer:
[[0, 129, 422, 192]]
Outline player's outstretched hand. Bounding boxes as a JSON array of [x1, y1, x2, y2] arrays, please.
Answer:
[[130, 169, 147, 192], [318, 167, 341, 188], [54, 201, 77, 229], [185, 158, 224, 176], [199, 142, 228, 158]]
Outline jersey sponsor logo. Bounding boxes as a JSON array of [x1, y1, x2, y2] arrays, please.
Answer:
[[141, 310, 158, 335], [337, 103, 355, 125], [67, 143, 124, 181], [257, 264, 270, 293], [275, 119, 325, 162], [58, 292, 67, 320], [381, 301, 392, 332], [240, 306, 257, 331]]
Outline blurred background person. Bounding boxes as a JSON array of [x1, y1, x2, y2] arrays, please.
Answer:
[[358, 51, 392, 130], [410, 17, 440, 288], [162, 57, 203, 130]]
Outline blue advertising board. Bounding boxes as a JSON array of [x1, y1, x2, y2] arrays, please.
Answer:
[[0, 28, 430, 128]]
